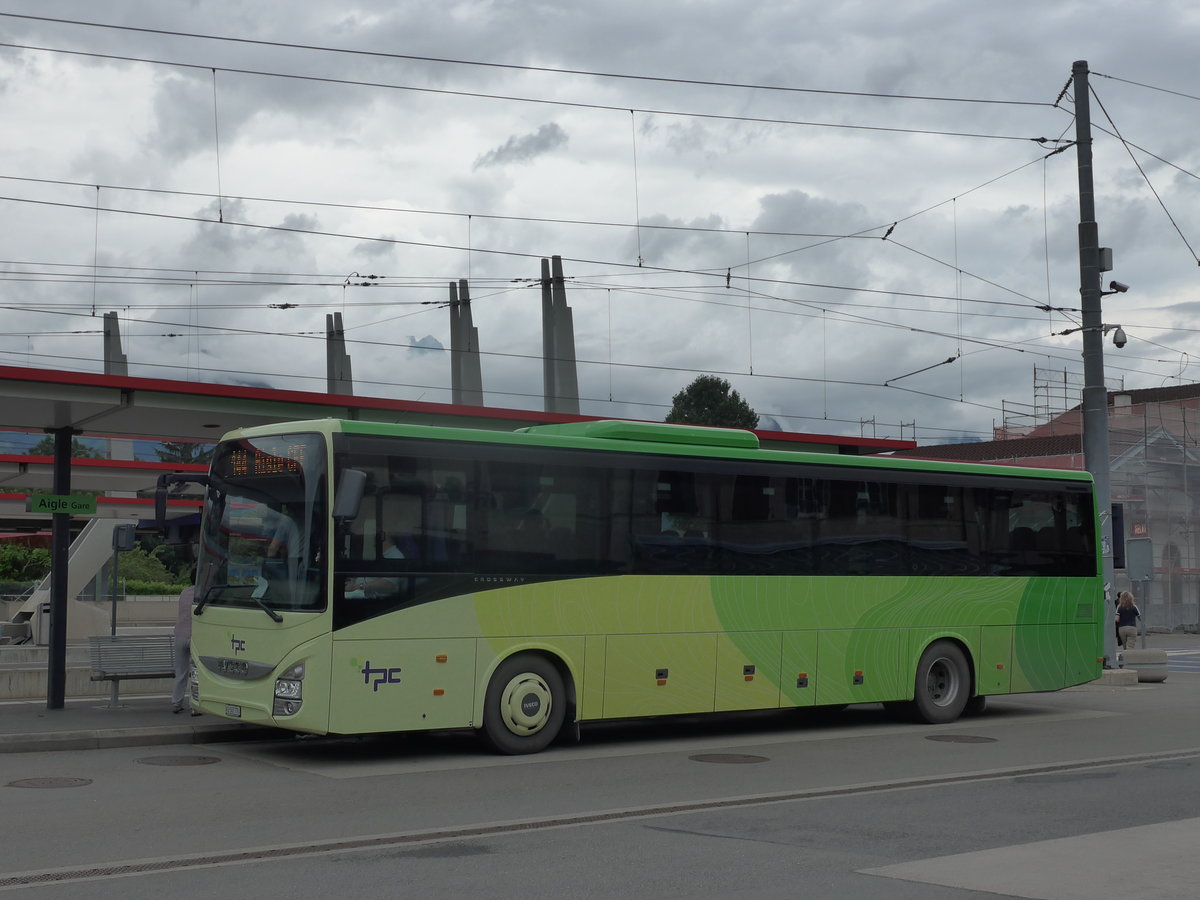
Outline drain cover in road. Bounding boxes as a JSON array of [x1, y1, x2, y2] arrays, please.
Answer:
[[135, 755, 222, 766], [689, 753, 769, 764], [925, 734, 997, 744]]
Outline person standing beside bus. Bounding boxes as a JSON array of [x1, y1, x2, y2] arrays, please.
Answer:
[[1115, 591, 1141, 653], [172, 571, 197, 714]]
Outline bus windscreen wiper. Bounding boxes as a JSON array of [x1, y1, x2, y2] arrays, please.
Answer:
[[193, 581, 283, 623], [250, 576, 285, 622]]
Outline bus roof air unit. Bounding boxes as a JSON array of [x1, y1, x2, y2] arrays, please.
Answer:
[[517, 420, 760, 450]]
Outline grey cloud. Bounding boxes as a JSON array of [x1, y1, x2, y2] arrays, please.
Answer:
[[228, 376, 275, 390], [747, 190, 875, 286], [7, 0, 1200, 445], [178, 201, 318, 262], [406, 334, 445, 353], [147, 72, 234, 161], [352, 237, 397, 259], [752, 190, 870, 238], [474, 123, 568, 169], [624, 212, 733, 268]]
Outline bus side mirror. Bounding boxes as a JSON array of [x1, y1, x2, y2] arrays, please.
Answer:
[[155, 472, 209, 531], [333, 469, 367, 522]]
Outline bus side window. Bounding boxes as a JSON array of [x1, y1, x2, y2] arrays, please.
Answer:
[[378, 490, 422, 561], [631, 468, 719, 574], [1010, 526, 1037, 570], [906, 484, 978, 576]]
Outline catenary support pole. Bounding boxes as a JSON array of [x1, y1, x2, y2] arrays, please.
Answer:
[[1073, 60, 1118, 666]]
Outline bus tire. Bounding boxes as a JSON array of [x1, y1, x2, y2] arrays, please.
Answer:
[[912, 641, 970, 725], [482, 653, 566, 755]]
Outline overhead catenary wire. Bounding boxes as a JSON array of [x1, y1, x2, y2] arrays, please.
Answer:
[[0, 259, 1084, 317], [0, 192, 1076, 315], [0, 340, 1004, 442], [2, 24, 1198, 432], [0, 161, 1081, 245], [0, 12, 1060, 108], [1, 278, 1173, 389], [1092, 70, 1200, 105], [0, 40, 1065, 144], [2, 188, 1190, 408], [3, 195, 1190, 368], [1089, 85, 1200, 264], [0, 162, 1085, 324]]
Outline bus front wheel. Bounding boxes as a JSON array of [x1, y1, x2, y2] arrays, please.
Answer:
[[482, 653, 566, 755], [912, 641, 970, 725]]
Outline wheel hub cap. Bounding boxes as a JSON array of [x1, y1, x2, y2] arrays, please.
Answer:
[[502, 674, 551, 735]]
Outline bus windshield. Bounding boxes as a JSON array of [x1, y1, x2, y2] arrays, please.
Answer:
[[196, 432, 327, 616]]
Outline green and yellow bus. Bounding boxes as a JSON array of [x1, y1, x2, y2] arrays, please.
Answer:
[[167, 418, 1103, 754]]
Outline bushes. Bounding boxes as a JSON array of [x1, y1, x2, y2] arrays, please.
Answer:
[[0, 579, 37, 600], [116, 546, 177, 583], [107, 546, 188, 595], [122, 580, 189, 596], [0, 542, 189, 597]]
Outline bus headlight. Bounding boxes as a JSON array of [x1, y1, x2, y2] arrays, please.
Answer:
[[273, 663, 305, 716]]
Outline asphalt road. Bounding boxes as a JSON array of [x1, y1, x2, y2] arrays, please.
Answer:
[[3, 668, 1199, 899]]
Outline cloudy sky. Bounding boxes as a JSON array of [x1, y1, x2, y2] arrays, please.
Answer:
[[2, 1, 1199, 445]]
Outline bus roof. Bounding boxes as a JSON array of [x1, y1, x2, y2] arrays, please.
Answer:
[[227, 418, 1094, 484]]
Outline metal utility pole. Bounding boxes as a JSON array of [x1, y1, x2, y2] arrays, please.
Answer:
[[1073, 60, 1118, 665], [47, 427, 75, 709]]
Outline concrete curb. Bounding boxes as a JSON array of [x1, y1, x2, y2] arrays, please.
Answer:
[[1121, 649, 1170, 683], [1093, 669, 1139, 686], [0, 723, 278, 754]]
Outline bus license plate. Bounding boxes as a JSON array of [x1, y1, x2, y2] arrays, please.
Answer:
[[225, 704, 242, 718]]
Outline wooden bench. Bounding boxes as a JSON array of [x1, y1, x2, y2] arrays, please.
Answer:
[[88, 634, 176, 708]]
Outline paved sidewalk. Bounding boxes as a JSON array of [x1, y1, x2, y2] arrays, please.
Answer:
[[3, 631, 1196, 755], [0, 694, 275, 754]]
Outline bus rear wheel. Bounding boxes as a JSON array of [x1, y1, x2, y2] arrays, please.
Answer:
[[912, 641, 970, 724], [482, 653, 566, 755]]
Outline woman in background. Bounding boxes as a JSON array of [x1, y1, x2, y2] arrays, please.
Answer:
[[1115, 591, 1141, 653]]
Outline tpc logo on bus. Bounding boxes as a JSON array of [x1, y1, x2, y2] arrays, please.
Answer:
[[361, 661, 402, 692]]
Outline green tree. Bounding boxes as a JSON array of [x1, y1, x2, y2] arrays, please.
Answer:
[[665, 375, 759, 429], [0, 544, 51, 581], [27, 435, 105, 458], [154, 441, 214, 465], [138, 535, 193, 582], [114, 545, 176, 583]]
